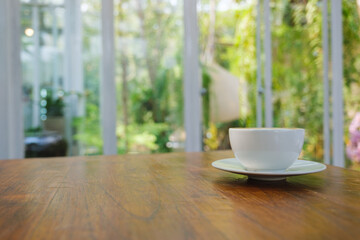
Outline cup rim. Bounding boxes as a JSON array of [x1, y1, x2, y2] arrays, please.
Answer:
[[229, 128, 304, 131]]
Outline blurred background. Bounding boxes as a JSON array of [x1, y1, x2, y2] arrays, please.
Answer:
[[4, 0, 360, 169]]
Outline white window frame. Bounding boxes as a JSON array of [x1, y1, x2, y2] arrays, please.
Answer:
[[256, 0, 263, 127], [1, 0, 346, 162], [331, 0, 344, 167], [322, 0, 331, 165], [263, 0, 273, 128], [256, 0, 344, 166], [100, 0, 118, 155], [184, 0, 202, 152], [64, 0, 84, 155], [0, 0, 24, 159], [255, 0, 272, 128]]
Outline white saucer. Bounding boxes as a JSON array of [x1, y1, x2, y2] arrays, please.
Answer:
[[212, 158, 326, 181]]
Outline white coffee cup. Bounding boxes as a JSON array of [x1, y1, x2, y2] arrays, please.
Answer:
[[229, 128, 305, 171]]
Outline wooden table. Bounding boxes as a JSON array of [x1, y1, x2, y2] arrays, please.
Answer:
[[0, 151, 359, 239]]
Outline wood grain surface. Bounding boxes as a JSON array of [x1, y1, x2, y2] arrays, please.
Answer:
[[0, 151, 359, 240]]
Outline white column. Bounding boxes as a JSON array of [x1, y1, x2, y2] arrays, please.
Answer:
[[0, 0, 24, 159], [264, 0, 272, 127], [64, 0, 84, 155], [100, 0, 117, 155], [32, 0, 40, 127], [331, 0, 344, 167], [256, 0, 263, 128], [322, 0, 330, 165], [184, 0, 202, 152]]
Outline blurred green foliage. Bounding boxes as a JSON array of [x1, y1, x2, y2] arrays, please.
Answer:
[[200, 0, 360, 166], [39, 0, 360, 165]]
